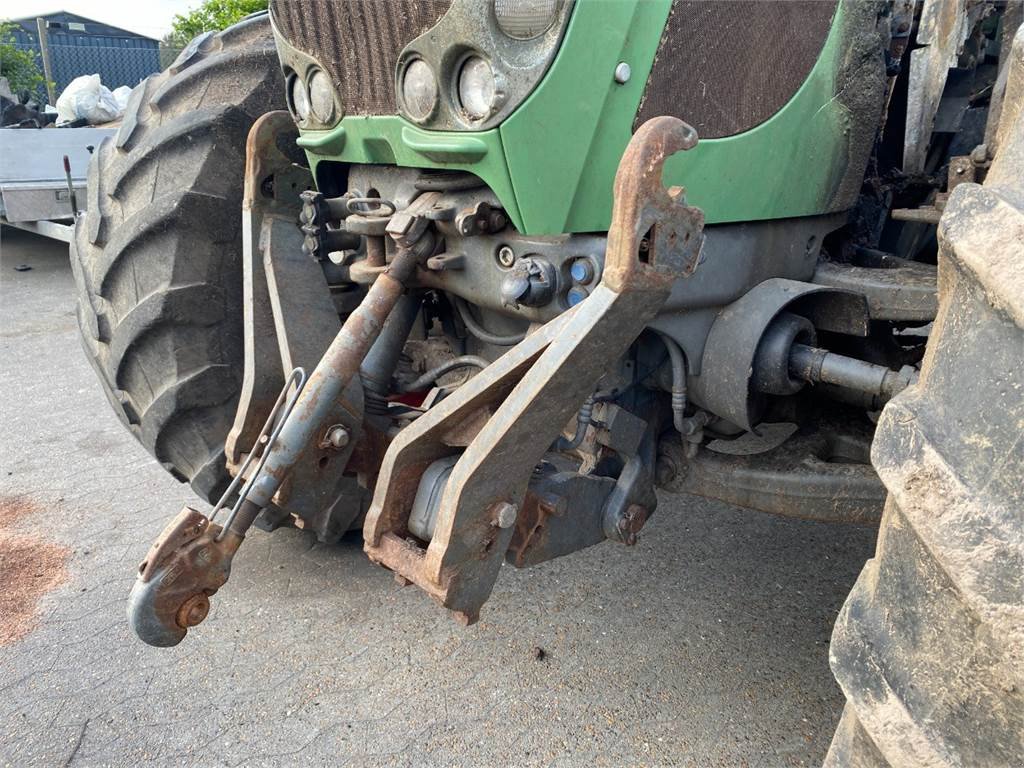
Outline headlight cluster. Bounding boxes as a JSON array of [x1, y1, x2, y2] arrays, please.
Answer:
[[287, 68, 338, 127], [398, 0, 566, 128], [401, 50, 507, 127]]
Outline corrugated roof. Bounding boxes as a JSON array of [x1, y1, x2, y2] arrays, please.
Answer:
[[7, 10, 160, 42]]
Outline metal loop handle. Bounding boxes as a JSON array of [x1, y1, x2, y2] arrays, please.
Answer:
[[209, 367, 307, 529], [345, 197, 396, 217]]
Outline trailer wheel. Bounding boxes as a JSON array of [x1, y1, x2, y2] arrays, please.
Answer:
[[69, 15, 283, 501], [825, 28, 1024, 767]]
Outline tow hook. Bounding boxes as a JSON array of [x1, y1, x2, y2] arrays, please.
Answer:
[[126, 507, 239, 646], [127, 366, 307, 646]]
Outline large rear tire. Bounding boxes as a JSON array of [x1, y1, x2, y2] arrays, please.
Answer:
[[70, 16, 284, 501], [825, 27, 1024, 768]]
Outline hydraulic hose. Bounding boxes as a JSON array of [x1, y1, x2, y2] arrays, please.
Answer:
[[400, 355, 491, 392], [453, 296, 527, 346], [554, 396, 595, 451], [655, 331, 688, 434]]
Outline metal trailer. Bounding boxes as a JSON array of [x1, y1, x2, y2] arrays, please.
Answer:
[[0, 127, 115, 242]]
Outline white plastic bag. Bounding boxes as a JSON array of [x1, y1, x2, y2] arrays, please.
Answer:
[[112, 85, 132, 113], [55, 74, 122, 125]]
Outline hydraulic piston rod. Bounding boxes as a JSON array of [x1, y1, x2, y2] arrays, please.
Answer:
[[221, 246, 421, 538], [789, 343, 918, 404]]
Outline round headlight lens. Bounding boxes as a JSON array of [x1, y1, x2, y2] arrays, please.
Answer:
[[402, 59, 438, 122], [494, 0, 560, 39], [289, 74, 310, 122], [308, 70, 336, 124], [458, 56, 497, 121]]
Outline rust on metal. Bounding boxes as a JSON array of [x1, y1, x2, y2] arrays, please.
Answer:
[[440, 405, 494, 447], [506, 490, 561, 568], [242, 110, 297, 212], [604, 116, 704, 293], [365, 235, 386, 267], [363, 117, 705, 623], [137, 506, 209, 582], [618, 504, 650, 545], [176, 593, 211, 628], [130, 506, 245, 643], [228, 111, 305, 467]]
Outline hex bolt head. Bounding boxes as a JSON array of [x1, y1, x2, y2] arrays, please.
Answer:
[[496, 245, 516, 268], [176, 593, 210, 628], [326, 425, 350, 449], [494, 501, 518, 529], [614, 62, 631, 84]]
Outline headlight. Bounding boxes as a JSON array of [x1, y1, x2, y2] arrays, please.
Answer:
[[494, 0, 561, 40], [308, 69, 336, 124], [458, 56, 498, 121], [289, 74, 310, 122], [402, 59, 438, 122]]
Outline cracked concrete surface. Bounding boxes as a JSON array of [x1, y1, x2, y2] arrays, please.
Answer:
[[0, 228, 877, 767]]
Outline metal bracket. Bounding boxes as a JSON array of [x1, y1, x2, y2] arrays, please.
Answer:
[[226, 110, 367, 541], [226, 111, 299, 467], [659, 418, 886, 524], [362, 117, 705, 624]]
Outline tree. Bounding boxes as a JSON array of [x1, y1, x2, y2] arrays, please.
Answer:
[[0, 21, 46, 96], [164, 0, 269, 50]]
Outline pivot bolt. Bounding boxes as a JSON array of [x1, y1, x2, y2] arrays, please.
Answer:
[[493, 501, 519, 529], [176, 593, 210, 628], [614, 62, 631, 84], [496, 245, 516, 268], [325, 425, 350, 449]]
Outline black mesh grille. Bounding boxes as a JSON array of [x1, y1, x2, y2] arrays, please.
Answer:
[[270, 0, 452, 116], [635, 1, 838, 138]]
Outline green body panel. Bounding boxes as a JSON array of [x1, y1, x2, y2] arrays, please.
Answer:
[[298, 119, 522, 227], [298, 0, 859, 235]]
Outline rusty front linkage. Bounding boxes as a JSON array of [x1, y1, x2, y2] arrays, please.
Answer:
[[362, 116, 704, 623], [126, 116, 704, 645]]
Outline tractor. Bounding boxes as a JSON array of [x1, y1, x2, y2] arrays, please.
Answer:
[[70, 1, 1023, 764]]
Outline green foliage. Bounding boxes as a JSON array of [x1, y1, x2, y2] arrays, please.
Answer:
[[165, 0, 268, 50], [0, 21, 46, 96]]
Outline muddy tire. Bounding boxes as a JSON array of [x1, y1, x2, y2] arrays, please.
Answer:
[[69, 16, 284, 502], [825, 28, 1024, 768]]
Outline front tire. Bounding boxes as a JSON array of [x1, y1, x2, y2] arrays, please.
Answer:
[[70, 16, 284, 501], [825, 27, 1024, 767]]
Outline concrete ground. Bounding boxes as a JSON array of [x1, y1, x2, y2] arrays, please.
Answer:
[[0, 227, 877, 767]]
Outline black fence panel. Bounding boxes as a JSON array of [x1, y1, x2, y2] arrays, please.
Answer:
[[12, 42, 170, 98]]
